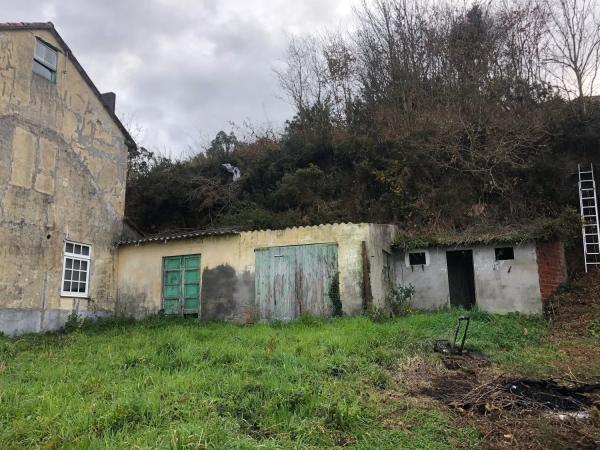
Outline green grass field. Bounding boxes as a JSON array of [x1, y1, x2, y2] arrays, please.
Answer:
[[0, 311, 557, 449]]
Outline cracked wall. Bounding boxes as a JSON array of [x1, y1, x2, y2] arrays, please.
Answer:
[[0, 29, 128, 334]]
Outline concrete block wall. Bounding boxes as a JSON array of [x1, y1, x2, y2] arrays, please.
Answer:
[[535, 241, 567, 303]]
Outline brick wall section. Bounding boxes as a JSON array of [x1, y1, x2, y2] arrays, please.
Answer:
[[535, 241, 567, 303]]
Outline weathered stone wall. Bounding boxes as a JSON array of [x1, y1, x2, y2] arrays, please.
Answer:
[[0, 29, 128, 334], [116, 223, 396, 322]]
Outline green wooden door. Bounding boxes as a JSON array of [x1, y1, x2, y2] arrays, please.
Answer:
[[162, 255, 201, 316], [255, 244, 338, 321]]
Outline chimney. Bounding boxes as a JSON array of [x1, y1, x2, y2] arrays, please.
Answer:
[[101, 92, 116, 113]]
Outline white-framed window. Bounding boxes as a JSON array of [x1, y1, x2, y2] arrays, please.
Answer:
[[61, 241, 91, 297], [33, 38, 58, 82]]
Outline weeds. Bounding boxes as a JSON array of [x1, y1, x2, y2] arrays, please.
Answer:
[[329, 272, 343, 317], [0, 311, 556, 449]]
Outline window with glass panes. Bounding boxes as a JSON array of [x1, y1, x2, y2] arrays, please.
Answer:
[[33, 38, 58, 82], [61, 241, 91, 296]]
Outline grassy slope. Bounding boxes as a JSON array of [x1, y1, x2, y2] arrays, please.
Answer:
[[0, 311, 558, 449]]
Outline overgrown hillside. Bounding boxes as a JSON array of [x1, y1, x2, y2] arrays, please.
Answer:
[[125, 1, 600, 235]]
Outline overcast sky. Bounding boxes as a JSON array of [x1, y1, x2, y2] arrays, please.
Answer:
[[1, 0, 355, 156]]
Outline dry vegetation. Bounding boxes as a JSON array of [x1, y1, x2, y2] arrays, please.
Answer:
[[392, 271, 600, 449]]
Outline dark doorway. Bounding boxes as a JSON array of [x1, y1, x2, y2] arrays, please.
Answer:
[[446, 250, 476, 309]]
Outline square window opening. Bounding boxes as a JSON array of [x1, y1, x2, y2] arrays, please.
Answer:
[[495, 247, 514, 261], [409, 252, 427, 266]]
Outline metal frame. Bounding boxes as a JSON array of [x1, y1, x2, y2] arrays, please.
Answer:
[[578, 164, 600, 272]]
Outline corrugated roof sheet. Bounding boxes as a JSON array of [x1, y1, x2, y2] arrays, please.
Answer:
[[116, 222, 375, 246], [117, 227, 243, 246]]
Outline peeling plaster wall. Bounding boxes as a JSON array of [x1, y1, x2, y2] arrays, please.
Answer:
[[0, 30, 128, 334], [116, 223, 394, 322], [366, 224, 398, 307], [394, 243, 544, 315]]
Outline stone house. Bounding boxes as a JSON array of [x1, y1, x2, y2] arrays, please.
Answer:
[[0, 22, 135, 334]]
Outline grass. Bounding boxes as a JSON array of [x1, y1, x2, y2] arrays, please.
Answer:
[[0, 310, 557, 449]]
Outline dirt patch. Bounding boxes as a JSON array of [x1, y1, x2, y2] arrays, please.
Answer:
[[397, 355, 600, 449], [392, 272, 600, 448]]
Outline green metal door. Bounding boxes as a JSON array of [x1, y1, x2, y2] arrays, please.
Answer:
[[162, 255, 201, 316], [255, 244, 338, 321]]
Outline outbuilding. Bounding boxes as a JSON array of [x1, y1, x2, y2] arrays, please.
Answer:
[[116, 223, 397, 322], [393, 233, 567, 316], [116, 223, 568, 322]]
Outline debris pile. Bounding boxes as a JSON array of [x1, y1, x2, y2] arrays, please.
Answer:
[[453, 376, 600, 415]]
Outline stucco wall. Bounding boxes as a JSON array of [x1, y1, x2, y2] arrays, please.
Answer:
[[0, 29, 128, 334], [394, 242, 544, 315], [116, 223, 391, 322], [366, 224, 398, 307]]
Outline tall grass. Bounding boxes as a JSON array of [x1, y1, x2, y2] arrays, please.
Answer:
[[0, 310, 555, 449]]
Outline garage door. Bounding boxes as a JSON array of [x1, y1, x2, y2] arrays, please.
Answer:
[[255, 243, 338, 321], [162, 255, 201, 315]]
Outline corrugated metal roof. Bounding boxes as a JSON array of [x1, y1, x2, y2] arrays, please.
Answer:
[[117, 227, 243, 246], [117, 222, 380, 247]]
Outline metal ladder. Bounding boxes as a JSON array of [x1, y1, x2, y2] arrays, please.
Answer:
[[578, 164, 600, 271]]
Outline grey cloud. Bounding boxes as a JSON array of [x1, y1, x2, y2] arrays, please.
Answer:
[[0, 0, 354, 155]]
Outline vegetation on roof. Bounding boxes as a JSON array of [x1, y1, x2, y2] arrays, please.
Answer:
[[393, 208, 581, 251]]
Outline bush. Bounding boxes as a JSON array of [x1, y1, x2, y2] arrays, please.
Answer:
[[64, 311, 82, 333], [385, 284, 415, 317]]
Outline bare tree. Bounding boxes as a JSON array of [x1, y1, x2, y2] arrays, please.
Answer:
[[544, 0, 600, 112], [274, 36, 329, 112]]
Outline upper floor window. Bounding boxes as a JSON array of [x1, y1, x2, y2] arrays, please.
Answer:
[[33, 39, 57, 82], [61, 241, 91, 297]]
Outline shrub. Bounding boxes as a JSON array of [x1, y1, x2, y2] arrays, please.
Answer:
[[64, 311, 82, 333], [385, 284, 415, 317]]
